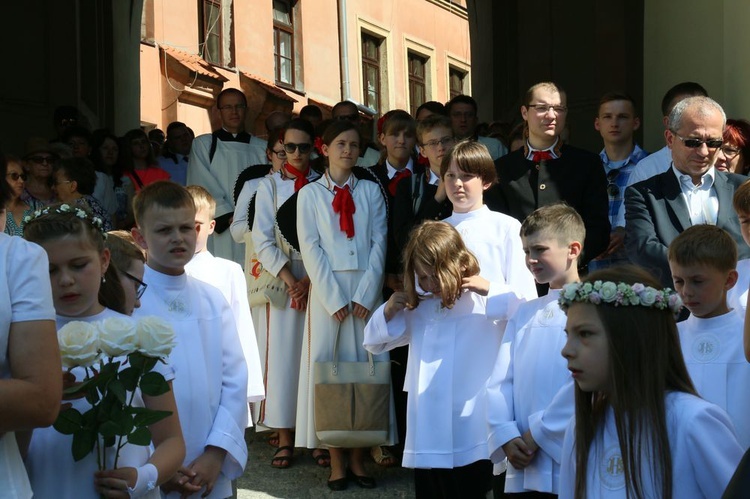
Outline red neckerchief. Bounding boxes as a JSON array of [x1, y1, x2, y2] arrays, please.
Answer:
[[332, 185, 356, 238], [284, 163, 310, 192], [388, 169, 412, 196], [531, 150, 553, 163]]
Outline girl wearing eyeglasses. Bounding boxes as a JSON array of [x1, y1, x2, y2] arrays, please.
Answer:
[[4, 155, 32, 236], [252, 118, 323, 469], [102, 229, 147, 316]]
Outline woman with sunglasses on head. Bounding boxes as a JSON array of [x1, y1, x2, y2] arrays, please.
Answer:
[[252, 118, 324, 470], [715, 119, 750, 175], [4, 155, 33, 236]]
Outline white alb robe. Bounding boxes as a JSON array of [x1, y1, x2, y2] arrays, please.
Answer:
[[559, 391, 742, 499], [678, 309, 750, 448], [134, 267, 248, 499]]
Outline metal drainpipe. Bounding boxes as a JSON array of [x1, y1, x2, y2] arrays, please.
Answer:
[[338, 0, 350, 101]]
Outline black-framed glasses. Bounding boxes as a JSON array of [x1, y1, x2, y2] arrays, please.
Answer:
[[270, 149, 287, 159], [671, 132, 723, 149], [6, 172, 27, 181], [122, 270, 147, 299], [423, 136, 455, 149], [722, 145, 741, 158], [606, 169, 620, 198], [527, 104, 568, 115], [283, 142, 312, 154]]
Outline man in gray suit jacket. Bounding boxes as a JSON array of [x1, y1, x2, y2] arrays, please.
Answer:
[[625, 96, 749, 287]]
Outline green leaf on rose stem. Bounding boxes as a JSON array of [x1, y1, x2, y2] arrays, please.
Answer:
[[107, 379, 127, 405], [128, 351, 146, 370], [103, 435, 116, 448], [133, 409, 173, 427], [85, 387, 100, 405], [62, 375, 98, 398], [142, 356, 158, 372], [139, 372, 170, 396], [112, 410, 135, 436], [99, 420, 119, 439], [127, 426, 153, 446], [118, 366, 140, 391], [53, 408, 84, 435], [72, 429, 96, 461]]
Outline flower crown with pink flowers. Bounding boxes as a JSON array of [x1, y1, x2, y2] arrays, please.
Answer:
[[558, 280, 683, 315]]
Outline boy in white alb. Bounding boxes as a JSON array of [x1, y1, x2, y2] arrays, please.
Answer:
[[487, 204, 582, 497], [185, 185, 265, 418], [441, 140, 537, 311], [132, 181, 249, 498], [727, 181, 750, 314], [668, 225, 750, 448]]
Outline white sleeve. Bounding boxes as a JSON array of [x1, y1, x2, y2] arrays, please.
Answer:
[[501, 224, 538, 301], [487, 316, 521, 462], [228, 264, 264, 403], [8, 238, 56, 322], [187, 136, 233, 217], [527, 379, 575, 463], [205, 299, 249, 478], [297, 187, 348, 316], [352, 187, 387, 311], [363, 303, 411, 354], [686, 402, 744, 498], [252, 178, 290, 277], [557, 418, 577, 499], [230, 182, 253, 243]]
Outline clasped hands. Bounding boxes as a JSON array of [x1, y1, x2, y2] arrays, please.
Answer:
[[501, 431, 539, 470]]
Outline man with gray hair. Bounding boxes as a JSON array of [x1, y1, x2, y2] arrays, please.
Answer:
[[625, 96, 750, 286]]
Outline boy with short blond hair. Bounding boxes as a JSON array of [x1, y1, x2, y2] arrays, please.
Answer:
[[487, 203, 582, 495], [393, 114, 455, 252], [668, 225, 750, 448], [184, 185, 265, 419], [131, 181, 249, 498]]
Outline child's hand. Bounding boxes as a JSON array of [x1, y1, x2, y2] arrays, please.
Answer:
[[183, 446, 226, 497], [288, 276, 310, 301], [462, 275, 490, 296], [384, 292, 408, 321], [94, 467, 137, 497], [434, 179, 447, 202], [333, 306, 350, 322], [61, 371, 86, 401], [502, 437, 535, 470], [160, 467, 200, 496], [352, 302, 370, 319], [521, 430, 539, 454]]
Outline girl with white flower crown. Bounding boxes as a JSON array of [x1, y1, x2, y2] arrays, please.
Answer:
[[22, 203, 185, 499], [558, 265, 743, 499]]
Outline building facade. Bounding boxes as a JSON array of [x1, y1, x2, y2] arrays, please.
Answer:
[[139, 0, 471, 138]]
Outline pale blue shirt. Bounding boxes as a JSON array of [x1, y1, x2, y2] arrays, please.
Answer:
[[672, 164, 718, 225], [626, 145, 671, 186]]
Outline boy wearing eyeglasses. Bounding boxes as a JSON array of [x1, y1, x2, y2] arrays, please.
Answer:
[[187, 88, 267, 268], [588, 92, 649, 271], [625, 95, 750, 288], [490, 81, 610, 272]]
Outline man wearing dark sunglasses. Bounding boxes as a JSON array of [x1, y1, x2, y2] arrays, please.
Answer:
[[626, 96, 750, 287], [187, 88, 267, 267]]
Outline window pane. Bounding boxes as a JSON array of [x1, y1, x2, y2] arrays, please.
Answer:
[[205, 33, 220, 64], [363, 37, 377, 59], [273, 0, 291, 25], [280, 56, 293, 85], [365, 65, 379, 111], [278, 31, 292, 58]]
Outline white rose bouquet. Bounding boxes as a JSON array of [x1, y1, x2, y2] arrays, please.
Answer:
[[53, 316, 176, 474]]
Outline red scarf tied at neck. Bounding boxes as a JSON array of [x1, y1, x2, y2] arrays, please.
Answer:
[[531, 150, 553, 163], [388, 169, 412, 196], [332, 185, 356, 238], [284, 163, 310, 192]]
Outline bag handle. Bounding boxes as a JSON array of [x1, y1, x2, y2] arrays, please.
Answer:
[[331, 314, 376, 376]]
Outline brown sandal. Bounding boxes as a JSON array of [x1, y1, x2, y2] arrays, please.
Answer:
[[271, 446, 294, 468], [370, 446, 397, 467]]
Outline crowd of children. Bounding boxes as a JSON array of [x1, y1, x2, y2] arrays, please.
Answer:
[[4, 81, 750, 499]]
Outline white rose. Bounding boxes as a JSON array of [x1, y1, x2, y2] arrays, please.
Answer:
[[58, 321, 100, 368], [97, 317, 138, 357], [136, 316, 177, 358], [599, 282, 618, 302], [639, 287, 658, 306]]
